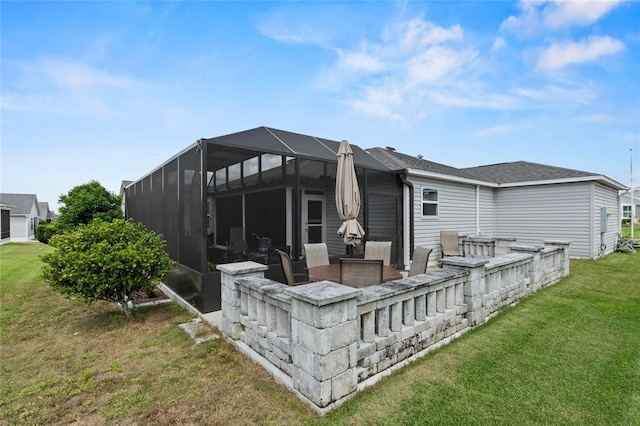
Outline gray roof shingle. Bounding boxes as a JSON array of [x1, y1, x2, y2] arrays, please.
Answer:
[[0, 194, 39, 215], [366, 148, 602, 185]]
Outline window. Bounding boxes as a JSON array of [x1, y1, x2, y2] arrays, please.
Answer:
[[623, 205, 631, 218], [422, 188, 438, 217]]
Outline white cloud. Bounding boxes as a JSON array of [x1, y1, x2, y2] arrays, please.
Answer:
[[393, 18, 464, 49], [473, 124, 518, 138], [2, 58, 146, 118], [312, 17, 481, 120], [40, 59, 138, 91], [406, 46, 477, 87], [501, 0, 622, 35], [574, 113, 618, 123], [543, 0, 622, 28], [511, 83, 597, 106], [337, 49, 387, 74], [536, 36, 625, 71], [491, 37, 507, 52]]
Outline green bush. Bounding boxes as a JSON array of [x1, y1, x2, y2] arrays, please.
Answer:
[[41, 219, 175, 316], [57, 180, 123, 233], [36, 221, 61, 244], [621, 218, 631, 225]]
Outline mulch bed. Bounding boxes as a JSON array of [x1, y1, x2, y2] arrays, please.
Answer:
[[130, 289, 170, 305]]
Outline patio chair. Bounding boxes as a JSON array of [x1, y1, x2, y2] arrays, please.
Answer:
[[408, 246, 433, 277], [275, 249, 308, 286], [303, 243, 330, 269], [340, 258, 383, 288], [439, 230, 462, 257], [364, 241, 392, 266], [229, 227, 248, 257]]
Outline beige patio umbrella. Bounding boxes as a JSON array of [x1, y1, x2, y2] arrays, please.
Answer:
[[336, 140, 365, 246]]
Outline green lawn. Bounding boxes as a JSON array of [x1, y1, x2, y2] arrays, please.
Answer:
[[1, 242, 638, 425], [621, 224, 640, 239]]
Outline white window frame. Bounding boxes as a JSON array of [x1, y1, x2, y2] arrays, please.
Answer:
[[422, 187, 439, 217]]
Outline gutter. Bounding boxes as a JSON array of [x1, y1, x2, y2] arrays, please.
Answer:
[[399, 171, 414, 268]]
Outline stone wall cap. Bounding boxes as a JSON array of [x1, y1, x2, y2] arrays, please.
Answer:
[[486, 252, 531, 268], [217, 261, 268, 274], [440, 257, 490, 267], [285, 281, 361, 306], [509, 245, 544, 253], [544, 240, 572, 245]]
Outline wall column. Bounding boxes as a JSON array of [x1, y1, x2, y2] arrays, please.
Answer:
[[544, 240, 571, 277], [440, 257, 489, 326], [218, 261, 269, 340], [509, 245, 544, 292], [285, 281, 361, 408]]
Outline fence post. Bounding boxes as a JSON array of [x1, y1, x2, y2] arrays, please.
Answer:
[[440, 257, 489, 326], [509, 245, 544, 292], [285, 281, 361, 409], [217, 261, 269, 340], [544, 240, 571, 277]]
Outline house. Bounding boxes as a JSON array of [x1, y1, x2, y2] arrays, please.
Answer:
[[1, 203, 11, 244], [620, 185, 639, 223], [37, 202, 57, 223], [0, 194, 41, 242], [368, 148, 627, 260], [123, 127, 400, 312], [123, 127, 626, 313]]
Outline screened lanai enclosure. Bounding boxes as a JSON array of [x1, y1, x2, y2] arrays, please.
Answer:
[[124, 127, 403, 313]]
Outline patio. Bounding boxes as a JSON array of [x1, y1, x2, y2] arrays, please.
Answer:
[[217, 240, 570, 415]]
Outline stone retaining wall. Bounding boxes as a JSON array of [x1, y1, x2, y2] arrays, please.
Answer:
[[218, 241, 570, 415]]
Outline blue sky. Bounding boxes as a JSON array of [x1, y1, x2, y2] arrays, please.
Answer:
[[2, 1, 639, 212]]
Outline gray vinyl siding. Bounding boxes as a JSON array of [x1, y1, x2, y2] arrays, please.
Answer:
[[495, 183, 592, 258], [478, 186, 496, 236], [592, 182, 620, 257], [367, 192, 401, 264], [410, 176, 478, 257], [325, 184, 357, 258]]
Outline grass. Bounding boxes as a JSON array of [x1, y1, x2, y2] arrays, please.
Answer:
[[1, 242, 639, 425], [621, 224, 640, 239]]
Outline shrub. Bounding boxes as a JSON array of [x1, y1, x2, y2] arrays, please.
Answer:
[[41, 219, 175, 316], [57, 180, 123, 233], [622, 218, 631, 225], [36, 221, 61, 244]]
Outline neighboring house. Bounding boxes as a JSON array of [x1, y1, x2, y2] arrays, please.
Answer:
[[620, 185, 639, 223], [0, 194, 41, 242], [1, 203, 11, 244], [37, 202, 57, 223], [123, 127, 626, 313], [368, 148, 626, 260]]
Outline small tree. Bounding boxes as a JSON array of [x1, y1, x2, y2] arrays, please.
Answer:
[[57, 180, 123, 232], [41, 219, 175, 316]]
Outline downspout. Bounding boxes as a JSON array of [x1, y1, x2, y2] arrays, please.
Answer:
[[399, 171, 414, 270], [476, 185, 480, 236]]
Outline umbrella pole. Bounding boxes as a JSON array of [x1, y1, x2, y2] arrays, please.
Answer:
[[346, 244, 353, 258]]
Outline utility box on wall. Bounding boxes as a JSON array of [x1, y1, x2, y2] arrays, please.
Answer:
[[600, 207, 608, 232]]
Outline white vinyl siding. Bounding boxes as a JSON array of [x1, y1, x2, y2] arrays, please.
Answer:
[[592, 182, 620, 257], [411, 177, 479, 256], [478, 186, 496, 236]]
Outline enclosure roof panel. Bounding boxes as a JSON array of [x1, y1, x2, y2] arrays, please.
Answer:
[[201, 127, 389, 171]]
